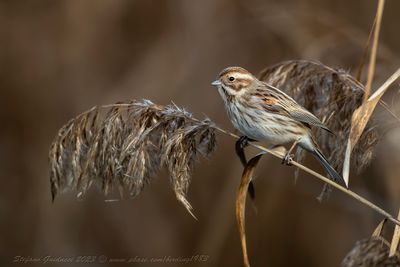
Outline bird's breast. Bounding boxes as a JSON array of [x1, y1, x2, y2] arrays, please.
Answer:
[[225, 102, 307, 145]]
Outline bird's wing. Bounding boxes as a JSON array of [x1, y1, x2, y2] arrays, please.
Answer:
[[255, 83, 332, 133], [288, 108, 332, 133]]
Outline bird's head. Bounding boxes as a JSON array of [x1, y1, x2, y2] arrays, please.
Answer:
[[211, 67, 257, 96]]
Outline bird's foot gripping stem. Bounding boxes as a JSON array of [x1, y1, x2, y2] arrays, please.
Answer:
[[235, 136, 251, 166], [282, 153, 294, 166], [238, 136, 250, 149], [281, 139, 300, 166]]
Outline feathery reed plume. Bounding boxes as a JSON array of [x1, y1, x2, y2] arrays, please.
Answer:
[[49, 99, 217, 218], [342, 218, 400, 266], [342, 237, 400, 266], [258, 60, 379, 174]]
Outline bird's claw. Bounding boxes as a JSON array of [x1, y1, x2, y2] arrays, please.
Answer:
[[282, 153, 294, 166], [238, 136, 249, 149]]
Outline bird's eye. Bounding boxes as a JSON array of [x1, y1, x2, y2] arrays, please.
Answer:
[[228, 76, 235, 81]]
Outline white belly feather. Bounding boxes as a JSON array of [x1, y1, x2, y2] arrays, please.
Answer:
[[225, 100, 307, 146]]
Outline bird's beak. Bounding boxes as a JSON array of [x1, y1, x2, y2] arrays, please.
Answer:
[[211, 80, 221, 86]]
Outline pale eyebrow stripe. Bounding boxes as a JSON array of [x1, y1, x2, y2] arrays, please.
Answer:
[[234, 73, 252, 80]]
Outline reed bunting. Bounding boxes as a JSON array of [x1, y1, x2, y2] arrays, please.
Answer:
[[212, 66, 345, 186]]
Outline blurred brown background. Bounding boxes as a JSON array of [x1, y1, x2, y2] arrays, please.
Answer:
[[1, 0, 400, 266]]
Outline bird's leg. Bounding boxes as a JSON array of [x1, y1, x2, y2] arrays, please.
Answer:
[[282, 138, 301, 166], [235, 136, 250, 166]]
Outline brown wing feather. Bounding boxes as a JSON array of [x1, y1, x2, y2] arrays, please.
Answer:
[[255, 82, 333, 133], [289, 109, 332, 133]]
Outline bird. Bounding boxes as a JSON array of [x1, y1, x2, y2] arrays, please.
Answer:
[[211, 66, 346, 186]]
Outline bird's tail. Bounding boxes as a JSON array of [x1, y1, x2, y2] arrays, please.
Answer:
[[311, 148, 347, 187]]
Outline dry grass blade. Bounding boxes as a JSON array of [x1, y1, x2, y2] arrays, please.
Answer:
[[342, 0, 385, 186], [372, 218, 387, 237], [343, 69, 400, 185], [390, 209, 400, 257], [235, 152, 265, 267], [49, 100, 217, 218]]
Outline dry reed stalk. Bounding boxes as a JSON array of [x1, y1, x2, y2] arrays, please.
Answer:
[[363, 0, 385, 102], [220, 121, 400, 223], [355, 16, 377, 82]]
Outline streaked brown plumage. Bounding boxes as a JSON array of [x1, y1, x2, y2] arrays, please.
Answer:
[[212, 66, 345, 186]]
